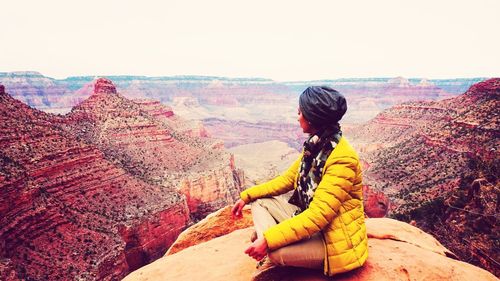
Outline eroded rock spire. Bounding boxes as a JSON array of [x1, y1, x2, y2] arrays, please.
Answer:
[[93, 77, 117, 94]]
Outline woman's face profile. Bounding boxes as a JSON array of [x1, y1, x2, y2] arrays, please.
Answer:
[[297, 107, 316, 134]]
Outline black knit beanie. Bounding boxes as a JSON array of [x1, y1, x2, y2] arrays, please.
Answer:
[[299, 86, 347, 128]]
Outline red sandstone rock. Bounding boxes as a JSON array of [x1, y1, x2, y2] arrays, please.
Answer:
[[166, 205, 253, 255], [93, 77, 117, 94], [362, 185, 389, 218]]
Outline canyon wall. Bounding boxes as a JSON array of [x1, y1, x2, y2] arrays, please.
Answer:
[[347, 78, 499, 275], [0, 85, 190, 280]]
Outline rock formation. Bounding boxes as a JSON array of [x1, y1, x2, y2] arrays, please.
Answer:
[[64, 78, 244, 219], [93, 77, 117, 94], [362, 185, 390, 218], [123, 205, 498, 281], [349, 79, 499, 196], [0, 85, 190, 280], [166, 205, 254, 255]]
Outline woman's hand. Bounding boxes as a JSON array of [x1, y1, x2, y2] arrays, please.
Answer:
[[244, 236, 269, 261], [231, 199, 246, 219]]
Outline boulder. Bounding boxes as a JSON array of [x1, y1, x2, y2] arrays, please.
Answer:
[[166, 205, 253, 255]]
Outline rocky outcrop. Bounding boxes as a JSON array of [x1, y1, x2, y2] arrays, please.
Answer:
[[362, 185, 389, 218], [0, 86, 190, 280], [123, 206, 497, 281], [177, 164, 245, 219], [118, 206, 190, 271], [346, 101, 456, 151], [63, 78, 244, 219], [93, 77, 117, 94], [166, 205, 253, 255]]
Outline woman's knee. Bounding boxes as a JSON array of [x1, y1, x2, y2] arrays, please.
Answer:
[[252, 197, 272, 207], [251, 198, 274, 211]]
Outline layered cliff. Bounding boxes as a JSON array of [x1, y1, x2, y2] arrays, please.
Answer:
[[132, 99, 210, 139], [0, 85, 190, 280], [0, 72, 86, 113], [348, 78, 499, 275], [352, 79, 499, 202], [64, 78, 244, 219], [123, 206, 497, 281]]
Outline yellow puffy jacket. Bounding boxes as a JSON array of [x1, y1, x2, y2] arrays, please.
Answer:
[[240, 136, 368, 276]]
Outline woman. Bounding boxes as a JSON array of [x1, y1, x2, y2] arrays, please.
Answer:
[[231, 86, 368, 278]]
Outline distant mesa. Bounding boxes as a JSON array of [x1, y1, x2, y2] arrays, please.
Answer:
[[207, 79, 224, 88], [418, 78, 435, 87], [387, 76, 410, 87], [93, 77, 117, 94], [2, 71, 45, 77]]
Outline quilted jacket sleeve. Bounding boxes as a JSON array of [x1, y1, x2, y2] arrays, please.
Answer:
[[239, 155, 302, 204], [263, 155, 357, 250]]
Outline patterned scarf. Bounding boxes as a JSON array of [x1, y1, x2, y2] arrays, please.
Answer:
[[288, 125, 342, 215]]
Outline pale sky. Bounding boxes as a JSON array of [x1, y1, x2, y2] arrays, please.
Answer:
[[1, 0, 499, 81]]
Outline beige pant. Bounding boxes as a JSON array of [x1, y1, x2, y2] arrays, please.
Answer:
[[251, 195, 325, 269]]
